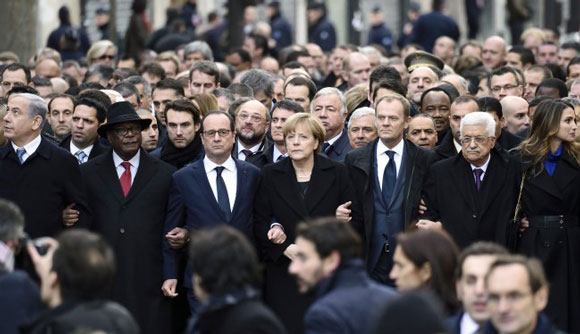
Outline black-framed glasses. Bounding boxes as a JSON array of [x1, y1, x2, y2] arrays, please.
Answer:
[[202, 129, 232, 138], [98, 54, 115, 60]]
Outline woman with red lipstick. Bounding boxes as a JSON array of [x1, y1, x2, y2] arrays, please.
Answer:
[[516, 99, 580, 333]]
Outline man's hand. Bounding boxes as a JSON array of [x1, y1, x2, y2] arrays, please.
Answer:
[[336, 201, 352, 222], [27, 237, 58, 281], [165, 227, 190, 249], [418, 198, 427, 215], [161, 279, 178, 298], [416, 219, 443, 230], [62, 203, 79, 227], [268, 225, 287, 244], [283, 244, 298, 261]]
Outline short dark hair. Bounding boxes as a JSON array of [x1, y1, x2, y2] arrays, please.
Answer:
[[0, 199, 24, 243], [284, 75, 317, 101], [0, 63, 31, 83], [478, 96, 503, 118], [489, 66, 521, 88], [201, 110, 235, 132], [372, 79, 407, 101], [228, 83, 254, 98], [536, 78, 568, 98], [154, 78, 184, 97], [248, 33, 268, 54], [274, 99, 304, 114], [228, 97, 253, 117], [529, 95, 552, 109], [189, 60, 220, 83], [286, 50, 310, 63], [211, 87, 235, 104], [296, 217, 361, 262], [84, 64, 114, 83], [227, 48, 251, 64], [78, 89, 112, 110], [282, 61, 308, 73], [420, 86, 453, 109], [165, 98, 201, 125], [455, 242, 508, 280], [486, 254, 547, 294], [139, 61, 166, 80], [508, 46, 535, 67], [188, 225, 261, 296], [48, 93, 76, 112], [31, 76, 52, 87], [52, 229, 116, 301], [567, 56, 580, 76], [545, 63, 567, 82], [560, 42, 580, 53], [75, 97, 107, 123], [370, 65, 403, 92], [79, 81, 105, 92]]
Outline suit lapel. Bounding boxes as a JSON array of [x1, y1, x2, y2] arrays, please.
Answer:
[[478, 152, 508, 214], [231, 160, 247, 217], [96, 150, 125, 203], [454, 156, 479, 213], [124, 152, 158, 203], [272, 160, 309, 217], [191, 161, 227, 220], [553, 151, 580, 196], [305, 155, 334, 212]]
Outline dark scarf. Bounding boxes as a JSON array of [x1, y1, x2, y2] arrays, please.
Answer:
[[160, 134, 203, 169]]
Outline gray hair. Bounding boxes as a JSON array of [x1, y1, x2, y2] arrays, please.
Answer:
[[12, 93, 47, 121], [460, 111, 496, 138], [124, 76, 152, 98], [0, 199, 24, 245], [184, 41, 214, 62], [311, 87, 347, 114], [348, 107, 376, 130], [212, 88, 235, 104], [240, 69, 274, 98], [562, 97, 580, 107]]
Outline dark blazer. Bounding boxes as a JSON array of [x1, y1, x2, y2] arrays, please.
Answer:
[[0, 270, 43, 334], [345, 139, 436, 258], [409, 10, 460, 52], [195, 299, 286, 334], [81, 149, 175, 334], [496, 130, 522, 151], [59, 135, 107, 161], [325, 130, 351, 163], [0, 138, 90, 238], [308, 16, 337, 52], [163, 158, 261, 287], [231, 137, 269, 160], [422, 149, 521, 249], [445, 312, 462, 334], [433, 131, 458, 162], [254, 154, 360, 334], [516, 150, 580, 333], [246, 142, 275, 169]]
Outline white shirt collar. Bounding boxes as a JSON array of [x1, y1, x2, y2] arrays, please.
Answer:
[[469, 153, 491, 174], [113, 149, 141, 168], [453, 139, 462, 153], [204, 155, 237, 174], [326, 131, 343, 146], [237, 139, 262, 155], [377, 138, 405, 157], [11, 134, 41, 155], [460, 312, 480, 334], [273, 145, 285, 162], [70, 141, 94, 157]]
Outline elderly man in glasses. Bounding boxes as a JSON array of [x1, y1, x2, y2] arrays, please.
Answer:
[[231, 98, 271, 161], [419, 112, 521, 249]]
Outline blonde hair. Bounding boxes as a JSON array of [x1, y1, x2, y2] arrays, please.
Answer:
[[345, 83, 369, 114], [283, 113, 326, 153], [156, 51, 182, 73], [86, 40, 117, 66], [520, 28, 546, 45], [190, 93, 218, 117]]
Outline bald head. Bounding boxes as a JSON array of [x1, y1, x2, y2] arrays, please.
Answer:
[[500, 96, 530, 135], [35, 59, 61, 79], [343, 52, 371, 88], [482, 36, 507, 70]]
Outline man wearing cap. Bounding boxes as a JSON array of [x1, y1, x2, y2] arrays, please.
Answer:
[[81, 101, 176, 334]]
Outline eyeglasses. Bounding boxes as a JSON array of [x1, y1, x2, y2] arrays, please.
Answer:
[[202, 129, 232, 138], [460, 136, 493, 145], [491, 84, 519, 93], [113, 126, 141, 136], [98, 54, 115, 60], [237, 113, 265, 123]]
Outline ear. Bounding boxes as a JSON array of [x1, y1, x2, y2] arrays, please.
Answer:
[[533, 286, 549, 311], [31, 115, 43, 131], [322, 251, 341, 276], [194, 122, 201, 132], [500, 116, 506, 128], [419, 262, 432, 284], [404, 116, 410, 130]]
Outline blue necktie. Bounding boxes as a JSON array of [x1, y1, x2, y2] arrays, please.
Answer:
[[75, 151, 87, 164], [215, 166, 232, 220], [322, 142, 331, 153], [382, 150, 397, 205], [16, 148, 26, 164], [276, 155, 286, 162]]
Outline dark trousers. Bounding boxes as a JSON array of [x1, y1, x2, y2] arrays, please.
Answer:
[[370, 247, 395, 287], [465, 0, 481, 39]]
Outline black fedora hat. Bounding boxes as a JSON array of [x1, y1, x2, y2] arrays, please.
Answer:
[[97, 101, 151, 137]]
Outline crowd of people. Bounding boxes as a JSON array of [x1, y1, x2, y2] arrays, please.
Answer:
[[1, 0, 580, 333]]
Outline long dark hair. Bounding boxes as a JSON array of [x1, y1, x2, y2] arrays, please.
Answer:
[[397, 229, 460, 314], [518, 99, 580, 173]]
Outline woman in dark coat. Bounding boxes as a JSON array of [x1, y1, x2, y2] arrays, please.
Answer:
[[516, 99, 580, 333], [254, 113, 361, 334]]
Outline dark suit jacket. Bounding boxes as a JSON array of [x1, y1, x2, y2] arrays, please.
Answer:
[[231, 138, 269, 160], [59, 135, 107, 161], [496, 130, 522, 151], [246, 143, 276, 169], [345, 139, 436, 257], [0, 138, 90, 238], [81, 149, 175, 334], [253, 154, 360, 334], [163, 157, 261, 287], [422, 149, 521, 249], [325, 130, 351, 163], [434, 131, 458, 162]]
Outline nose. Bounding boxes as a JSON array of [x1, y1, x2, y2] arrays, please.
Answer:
[[317, 108, 328, 118], [176, 125, 183, 136], [58, 113, 65, 123], [356, 129, 364, 138], [419, 130, 427, 139]]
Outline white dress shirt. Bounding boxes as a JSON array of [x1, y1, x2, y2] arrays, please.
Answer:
[[70, 141, 94, 162], [237, 139, 262, 161], [460, 312, 480, 334], [273, 145, 286, 162], [325, 131, 343, 146], [454, 139, 462, 153], [113, 150, 140, 185], [470, 154, 491, 182], [376, 139, 405, 190], [11, 134, 41, 163], [204, 156, 237, 211]]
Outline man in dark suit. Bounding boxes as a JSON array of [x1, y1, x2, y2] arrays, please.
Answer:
[[409, 0, 459, 52], [81, 101, 175, 334], [306, 3, 336, 52], [311, 87, 351, 163], [345, 93, 435, 285], [232, 99, 270, 161], [59, 97, 107, 164], [420, 112, 520, 249], [434, 96, 480, 161], [247, 100, 303, 169], [0, 93, 89, 238], [267, 1, 292, 50], [162, 110, 261, 317], [479, 96, 523, 151]]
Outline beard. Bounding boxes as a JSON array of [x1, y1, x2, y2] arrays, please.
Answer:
[[237, 130, 265, 147]]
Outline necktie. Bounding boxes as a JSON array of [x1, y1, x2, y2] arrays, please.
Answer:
[[276, 154, 286, 162], [382, 151, 397, 205], [322, 142, 331, 153], [16, 148, 26, 164], [241, 149, 253, 159], [75, 151, 87, 164], [473, 168, 483, 191], [215, 166, 231, 220], [120, 162, 132, 197]]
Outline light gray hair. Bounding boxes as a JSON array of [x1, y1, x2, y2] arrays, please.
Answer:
[[240, 69, 274, 97], [348, 107, 376, 130], [460, 111, 496, 137], [184, 41, 214, 62], [124, 76, 152, 98], [311, 87, 347, 114], [11, 93, 47, 121]]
